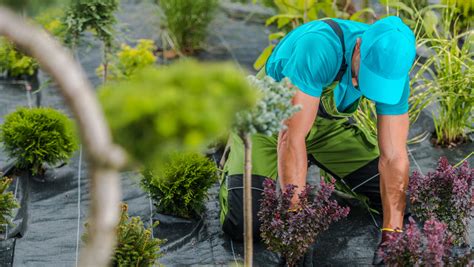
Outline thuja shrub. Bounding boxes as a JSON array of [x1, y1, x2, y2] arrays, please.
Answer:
[[0, 107, 78, 175], [97, 39, 156, 81], [0, 38, 38, 78], [83, 204, 165, 266], [99, 60, 256, 169], [408, 157, 473, 245], [0, 178, 19, 228], [381, 217, 452, 266], [158, 0, 218, 54], [142, 153, 217, 219], [258, 178, 350, 267]]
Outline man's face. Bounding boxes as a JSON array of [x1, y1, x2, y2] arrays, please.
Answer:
[[352, 38, 361, 88]]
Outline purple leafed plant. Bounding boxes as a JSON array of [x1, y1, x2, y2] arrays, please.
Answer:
[[380, 217, 452, 267], [258, 178, 350, 267], [408, 157, 474, 245]]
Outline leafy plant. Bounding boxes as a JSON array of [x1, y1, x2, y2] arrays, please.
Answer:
[[157, 0, 218, 54], [0, 38, 38, 78], [415, 9, 473, 147], [258, 178, 350, 267], [142, 152, 217, 219], [408, 157, 473, 246], [0, 107, 78, 175], [441, 0, 473, 33], [0, 178, 19, 228], [97, 39, 156, 81], [99, 60, 256, 169], [380, 217, 452, 267], [233, 75, 300, 264], [83, 203, 165, 266], [63, 0, 119, 81]]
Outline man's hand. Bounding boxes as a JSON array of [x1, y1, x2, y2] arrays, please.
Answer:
[[377, 114, 409, 230], [278, 88, 320, 206]]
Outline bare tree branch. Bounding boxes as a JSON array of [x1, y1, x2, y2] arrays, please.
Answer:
[[0, 7, 126, 267]]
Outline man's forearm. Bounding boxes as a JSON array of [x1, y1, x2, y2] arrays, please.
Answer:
[[277, 129, 308, 198], [379, 154, 409, 229]]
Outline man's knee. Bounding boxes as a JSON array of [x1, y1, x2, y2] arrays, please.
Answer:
[[220, 174, 267, 241]]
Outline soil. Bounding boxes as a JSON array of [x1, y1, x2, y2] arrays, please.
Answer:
[[0, 0, 472, 266], [430, 133, 472, 149]]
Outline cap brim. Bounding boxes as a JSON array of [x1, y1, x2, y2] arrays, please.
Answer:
[[358, 61, 406, 105]]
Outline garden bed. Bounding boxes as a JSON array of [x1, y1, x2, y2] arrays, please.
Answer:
[[0, 0, 472, 265]]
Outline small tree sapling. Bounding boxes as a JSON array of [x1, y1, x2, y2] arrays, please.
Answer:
[[233, 76, 300, 266], [63, 0, 119, 82]]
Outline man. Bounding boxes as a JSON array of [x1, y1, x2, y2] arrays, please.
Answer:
[[219, 16, 415, 264]]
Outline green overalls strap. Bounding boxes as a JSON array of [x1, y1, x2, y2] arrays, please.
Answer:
[[219, 19, 380, 225]]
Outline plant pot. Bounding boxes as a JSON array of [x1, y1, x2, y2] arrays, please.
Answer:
[[29, 163, 74, 183], [2, 161, 73, 184], [152, 213, 204, 252]]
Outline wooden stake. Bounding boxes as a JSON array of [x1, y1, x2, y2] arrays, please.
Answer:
[[243, 133, 253, 266]]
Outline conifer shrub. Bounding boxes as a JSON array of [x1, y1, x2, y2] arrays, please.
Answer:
[[0, 178, 19, 229], [258, 178, 350, 267], [142, 152, 217, 219], [0, 107, 78, 175], [99, 60, 256, 169], [408, 157, 473, 245], [158, 0, 218, 54], [83, 204, 165, 267]]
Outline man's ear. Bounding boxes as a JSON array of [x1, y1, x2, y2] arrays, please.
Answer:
[[356, 38, 361, 50]]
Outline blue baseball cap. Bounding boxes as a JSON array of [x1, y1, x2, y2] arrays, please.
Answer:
[[359, 16, 416, 105]]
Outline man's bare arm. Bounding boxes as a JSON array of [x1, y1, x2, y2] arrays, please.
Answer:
[[377, 113, 409, 229], [278, 89, 320, 203]]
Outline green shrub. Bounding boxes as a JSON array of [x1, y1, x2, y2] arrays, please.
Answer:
[[0, 38, 38, 78], [0, 107, 78, 175], [142, 153, 217, 218], [158, 0, 218, 54], [99, 60, 256, 169], [97, 39, 157, 81], [0, 178, 19, 228], [83, 203, 165, 266]]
